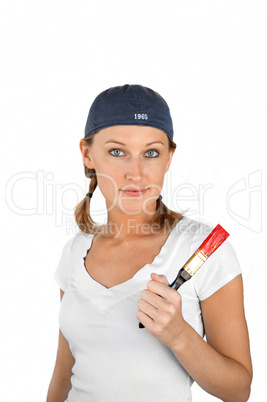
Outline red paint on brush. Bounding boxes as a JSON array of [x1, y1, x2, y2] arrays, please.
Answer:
[[199, 224, 229, 258]]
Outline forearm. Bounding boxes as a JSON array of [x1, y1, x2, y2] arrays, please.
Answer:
[[46, 377, 71, 402], [171, 321, 251, 402]]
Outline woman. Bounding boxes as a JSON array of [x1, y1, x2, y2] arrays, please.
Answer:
[[47, 84, 252, 401]]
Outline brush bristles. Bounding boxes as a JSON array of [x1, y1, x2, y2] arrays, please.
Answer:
[[199, 224, 229, 258]]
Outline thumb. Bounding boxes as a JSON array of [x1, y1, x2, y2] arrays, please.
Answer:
[[151, 273, 169, 286]]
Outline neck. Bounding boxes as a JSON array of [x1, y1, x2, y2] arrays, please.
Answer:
[[102, 204, 161, 240]]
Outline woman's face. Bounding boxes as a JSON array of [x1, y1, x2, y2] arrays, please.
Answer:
[[80, 125, 175, 216]]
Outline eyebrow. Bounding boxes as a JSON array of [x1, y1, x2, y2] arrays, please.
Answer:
[[104, 140, 165, 146]]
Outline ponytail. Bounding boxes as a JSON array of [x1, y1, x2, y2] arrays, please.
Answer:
[[74, 170, 101, 234], [153, 197, 183, 231]]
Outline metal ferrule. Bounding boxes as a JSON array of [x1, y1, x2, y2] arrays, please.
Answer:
[[183, 250, 207, 276]]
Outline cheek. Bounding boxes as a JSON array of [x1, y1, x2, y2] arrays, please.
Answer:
[[93, 161, 121, 199], [96, 164, 121, 186], [96, 174, 119, 197], [94, 156, 120, 175], [148, 163, 167, 181]]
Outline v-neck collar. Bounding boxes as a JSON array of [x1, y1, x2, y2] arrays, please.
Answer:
[[73, 217, 190, 309]]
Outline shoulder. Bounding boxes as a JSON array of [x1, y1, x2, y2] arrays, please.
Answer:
[[175, 216, 238, 257], [54, 230, 94, 291], [177, 218, 243, 300], [173, 216, 213, 250], [56, 230, 95, 271], [62, 230, 94, 254]]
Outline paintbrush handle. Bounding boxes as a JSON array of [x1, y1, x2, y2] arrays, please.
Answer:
[[169, 268, 191, 290]]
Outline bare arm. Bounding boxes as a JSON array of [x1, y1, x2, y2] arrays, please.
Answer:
[[137, 273, 253, 402], [46, 290, 75, 402]]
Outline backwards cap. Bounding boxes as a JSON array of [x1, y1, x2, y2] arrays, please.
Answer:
[[84, 84, 174, 140]]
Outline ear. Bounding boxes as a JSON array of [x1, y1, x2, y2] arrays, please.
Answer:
[[165, 149, 175, 172], [79, 139, 95, 169]]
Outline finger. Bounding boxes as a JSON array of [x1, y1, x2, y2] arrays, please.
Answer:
[[140, 288, 166, 310], [147, 279, 175, 300], [151, 273, 169, 286], [136, 309, 154, 328], [137, 298, 160, 322]]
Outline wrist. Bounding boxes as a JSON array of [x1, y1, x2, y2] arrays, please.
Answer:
[[169, 319, 193, 353]]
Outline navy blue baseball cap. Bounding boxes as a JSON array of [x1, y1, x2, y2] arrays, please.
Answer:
[[84, 84, 174, 141]]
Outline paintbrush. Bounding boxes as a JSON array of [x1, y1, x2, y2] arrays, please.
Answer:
[[139, 224, 229, 328]]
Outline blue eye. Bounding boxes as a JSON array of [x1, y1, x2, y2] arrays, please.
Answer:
[[109, 149, 124, 157], [146, 149, 159, 158]]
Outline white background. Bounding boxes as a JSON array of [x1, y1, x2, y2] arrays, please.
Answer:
[[1, 0, 266, 400]]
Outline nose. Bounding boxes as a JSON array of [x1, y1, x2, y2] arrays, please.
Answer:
[[125, 158, 144, 181]]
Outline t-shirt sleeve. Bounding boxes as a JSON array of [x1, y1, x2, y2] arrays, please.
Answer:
[[53, 237, 75, 291], [190, 231, 242, 301]]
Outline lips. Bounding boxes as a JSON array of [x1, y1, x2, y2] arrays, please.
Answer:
[[121, 186, 147, 191], [123, 190, 146, 193], [120, 187, 148, 196]]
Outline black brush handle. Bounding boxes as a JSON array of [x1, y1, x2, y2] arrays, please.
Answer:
[[139, 269, 190, 328]]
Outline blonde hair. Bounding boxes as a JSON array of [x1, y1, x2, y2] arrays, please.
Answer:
[[74, 132, 183, 234]]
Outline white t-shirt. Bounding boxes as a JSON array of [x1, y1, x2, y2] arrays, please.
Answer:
[[54, 216, 242, 402]]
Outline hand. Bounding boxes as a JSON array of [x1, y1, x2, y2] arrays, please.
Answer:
[[136, 273, 185, 349]]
